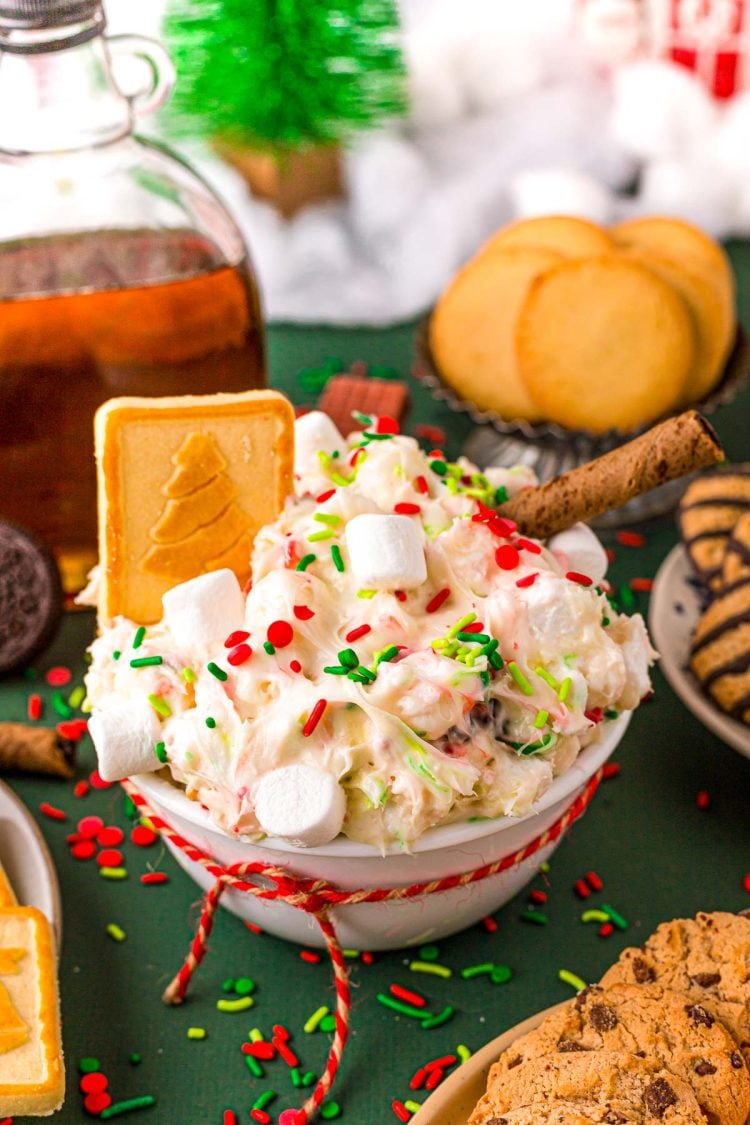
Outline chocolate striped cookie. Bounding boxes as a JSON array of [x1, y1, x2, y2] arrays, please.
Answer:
[[689, 581, 750, 726], [678, 466, 750, 592], [722, 511, 750, 591]]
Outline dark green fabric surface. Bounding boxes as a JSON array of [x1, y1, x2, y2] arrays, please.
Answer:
[[1, 244, 750, 1124]]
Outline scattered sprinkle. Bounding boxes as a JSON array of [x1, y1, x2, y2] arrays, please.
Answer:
[[696, 789, 711, 810], [304, 1006, 329, 1034], [268, 621, 294, 649], [227, 643, 252, 666], [100, 1095, 156, 1119], [39, 802, 66, 822], [207, 662, 228, 681], [140, 872, 169, 885], [99, 867, 128, 880], [601, 903, 629, 931], [106, 923, 126, 942], [296, 554, 316, 571], [422, 1005, 454, 1030], [426, 588, 451, 614], [155, 742, 168, 764], [630, 577, 654, 592], [615, 530, 646, 547], [300, 950, 321, 964], [216, 996, 254, 1013], [521, 910, 548, 925], [224, 630, 250, 648], [507, 662, 534, 696], [51, 690, 73, 718], [132, 627, 146, 649], [559, 969, 587, 992], [566, 571, 593, 586], [345, 624, 371, 643], [148, 695, 172, 718], [581, 909, 610, 923], [302, 699, 327, 737], [409, 961, 451, 979], [27, 693, 42, 720], [129, 655, 162, 668], [390, 984, 427, 1008], [330, 544, 345, 572]]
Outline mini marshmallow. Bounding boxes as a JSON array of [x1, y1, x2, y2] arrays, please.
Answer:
[[162, 569, 245, 649], [88, 699, 163, 782], [345, 513, 427, 590], [547, 523, 608, 586], [294, 411, 346, 472], [253, 765, 346, 848]]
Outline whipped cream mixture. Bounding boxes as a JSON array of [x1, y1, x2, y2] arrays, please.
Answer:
[[85, 418, 655, 850]]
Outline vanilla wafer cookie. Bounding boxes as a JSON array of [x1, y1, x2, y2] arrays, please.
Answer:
[[678, 465, 750, 592], [690, 581, 750, 726]]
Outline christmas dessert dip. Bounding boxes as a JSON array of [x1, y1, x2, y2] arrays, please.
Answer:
[[85, 397, 660, 853]]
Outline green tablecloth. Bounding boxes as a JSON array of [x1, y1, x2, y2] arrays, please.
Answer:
[[2, 243, 750, 1125]]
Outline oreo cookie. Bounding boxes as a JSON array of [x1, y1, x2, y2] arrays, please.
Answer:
[[0, 521, 63, 677]]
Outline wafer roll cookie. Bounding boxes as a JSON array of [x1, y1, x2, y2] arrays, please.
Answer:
[[500, 411, 724, 539]]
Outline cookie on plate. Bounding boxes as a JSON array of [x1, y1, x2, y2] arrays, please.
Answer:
[[472, 1104, 629, 1123], [690, 581, 750, 726], [601, 912, 750, 1067], [722, 511, 750, 591], [488, 983, 749, 1125], [474, 214, 614, 262], [678, 466, 750, 592], [470, 1050, 705, 1125]]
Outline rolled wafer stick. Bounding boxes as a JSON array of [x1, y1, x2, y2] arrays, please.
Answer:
[[0, 723, 76, 779], [500, 411, 724, 539]]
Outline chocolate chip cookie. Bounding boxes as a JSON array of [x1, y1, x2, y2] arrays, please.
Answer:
[[689, 580, 750, 725]]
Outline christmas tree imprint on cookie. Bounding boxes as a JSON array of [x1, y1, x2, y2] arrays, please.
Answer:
[[140, 432, 253, 583]]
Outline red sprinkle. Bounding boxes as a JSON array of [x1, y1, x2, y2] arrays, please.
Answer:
[[616, 530, 646, 547], [89, 770, 113, 790], [410, 1067, 427, 1091], [394, 590, 407, 602], [584, 708, 604, 724], [495, 545, 520, 570], [278, 1112, 305, 1125], [131, 825, 158, 847], [140, 872, 169, 885], [460, 621, 485, 633], [376, 415, 400, 435], [57, 719, 87, 740], [415, 475, 429, 495], [696, 790, 711, 810], [289, 660, 302, 674], [349, 446, 367, 468], [743, 874, 750, 894], [389, 984, 426, 1008], [425, 1067, 444, 1090], [630, 577, 654, 592], [529, 889, 547, 904], [300, 950, 320, 964], [27, 693, 42, 721], [250, 1110, 271, 1124], [46, 665, 72, 687], [602, 762, 621, 780], [97, 848, 124, 868], [293, 605, 315, 621], [482, 916, 498, 933], [516, 573, 538, 588], [80, 1072, 108, 1094], [394, 502, 421, 515], [272, 1024, 290, 1042], [428, 449, 445, 460], [267, 620, 294, 649], [585, 871, 603, 892], [426, 588, 451, 614], [79, 816, 104, 838], [392, 1101, 411, 1122], [516, 537, 542, 555], [489, 516, 517, 537], [574, 879, 591, 899], [84, 1090, 112, 1115], [599, 922, 615, 938], [415, 424, 446, 444], [97, 826, 124, 847], [71, 840, 97, 861], [316, 488, 336, 503], [244, 1041, 276, 1061], [39, 802, 66, 822], [302, 699, 327, 738], [273, 1037, 299, 1067], [362, 951, 375, 965], [73, 780, 90, 799], [224, 1112, 238, 1125], [346, 624, 371, 643], [224, 630, 250, 648], [566, 571, 593, 586], [425, 1054, 457, 1072], [227, 643, 252, 666], [246, 922, 264, 935]]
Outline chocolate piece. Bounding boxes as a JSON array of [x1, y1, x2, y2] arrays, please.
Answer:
[[694, 1060, 717, 1075], [0, 521, 63, 677], [316, 375, 410, 437], [632, 957, 655, 983], [731, 1052, 744, 1069], [690, 972, 721, 987], [589, 1002, 618, 1032], [686, 1003, 715, 1027], [643, 1077, 678, 1117], [556, 1039, 586, 1052]]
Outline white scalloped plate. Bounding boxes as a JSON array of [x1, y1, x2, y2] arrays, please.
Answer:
[[649, 544, 750, 760], [0, 781, 62, 950]]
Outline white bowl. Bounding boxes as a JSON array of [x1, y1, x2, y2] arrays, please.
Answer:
[[134, 712, 630, 951]]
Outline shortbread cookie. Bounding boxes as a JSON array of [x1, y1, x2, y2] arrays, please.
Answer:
[[470, 1050, 704, 1124], [678, 466, 750, 591], [722, 511, 750, 590], [489, 983, 749, 1125], [429, 246, 563, 421], [690, 581, 750, 726], [0, 905, 64, 1116], [474, 215, 613, 262], [95, 391, 295, 625], [515, 257, 694, 432], [601, 912, 750, 1066]]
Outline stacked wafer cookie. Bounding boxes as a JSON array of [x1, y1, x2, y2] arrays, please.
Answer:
[[470, 910, 750, 1125], [678, 467, 750, 726]]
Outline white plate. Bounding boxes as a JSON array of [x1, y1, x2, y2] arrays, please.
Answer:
[[0, 781, 62, 949], [649, 544, 750, 760]]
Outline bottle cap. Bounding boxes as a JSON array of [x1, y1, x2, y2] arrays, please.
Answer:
[[0, 0, 101, 30]]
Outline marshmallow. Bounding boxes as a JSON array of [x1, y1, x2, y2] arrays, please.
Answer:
[[162, 569, 245, 649], [294, 411, 346, 472], [88, 699, 163, 782], [345, 514, 427, 590], [253, 765, 346, 848], [547, 523, 608, 586]]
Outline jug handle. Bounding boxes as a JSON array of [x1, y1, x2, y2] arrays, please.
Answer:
[[107, 34, 176, 121]]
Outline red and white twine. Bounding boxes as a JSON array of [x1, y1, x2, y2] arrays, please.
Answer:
[[122, 768, 604, 1123]]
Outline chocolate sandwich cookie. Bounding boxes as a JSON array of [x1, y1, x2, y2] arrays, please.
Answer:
[[470, 1050, 705, 1125], [601, 912, 750, 1068], [678, 465, 750, 591], [722, 511, 750, 590], [486, 983, 749, 1125], [689, 581, 750, 726], [0, 521, 63, 677]]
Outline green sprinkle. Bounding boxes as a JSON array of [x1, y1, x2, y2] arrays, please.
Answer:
[[100, 1095, 156, 1119], [559, 969, 587, 992], [205, 717, 216, 729], [409, 961, 452, 979], [217, 996, 254, 1013], [123, 795, 136, 819], [349, 667, 375, 683], [263, 641, 276, 655], [100, 867, 128, 880], [297, 554, 317, 571], [362, 430, 393, 442], [155, 742, 168, 764], [357, 589, 376, 599], [491, 965, 512, 984], [557, 677, 572, 703], [304, 1005, 329, 1033], [112, 651, 121, 661], [79, 1057, 100, 1073], [419, 944, 440, 961], [181, 667, 196, 683], [148, 694, 172, 718], [480, 638, 499, 655], [291, 1067, 302, 1087], [320, 1102, 340, 1119], [302, 1071, 317, 1087], [233, 977, 254, 996], [252, 1091, 277, 1111], [314, 512, 342, 526], [404, 1102, 421, 1116], [601, 903, 629, 931], [221, 978, 235, 992], [68, 685, 85, 709], [331, 544, 345, 572], [602, 616, 610, 626], [187, 1027, 206, 1040], [207, 662, 227, 682], [461, 962, 494, 980], [494, 485, 508, 505], [488, 653, 503, 671], [324, 665, 349, 676], [308, 529, 334, 542], [133, 626, 146, 650], [343, 950, 360, 959], [430, 459, 447, 475], [604, 709, 619, 720], [330, 472, 351, 487], [130, 655, 163, 669], [352, 411, 372, 426], [376, 645, 400, 666], [619, 584, 636, 611], [457, 1044, 472, 1063], [245, 1055, 263, 1078], [377, 993, 433, 1020], [581, 909, 610, 924], [539, 861, 550, 873], [534, 709, 549, 729], [51, 691, 72, 718], [421, 1004, 454, 1030], [447, 613, 477, 639], [338, 648, 359, 668], [535, 666, 559, 690], [457, 632, 489, 644], [319, 1014, 336, 1033], [106, 923, 126, 942], [508, 661, 534, 696], [521, 910, 548, 925], [129, 1054, 141, 1066]]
